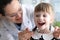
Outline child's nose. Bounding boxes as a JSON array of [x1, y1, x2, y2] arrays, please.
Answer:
[[39, 16, 43, 21]]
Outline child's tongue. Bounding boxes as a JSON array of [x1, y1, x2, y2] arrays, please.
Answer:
[[38, 22, 45, 26]]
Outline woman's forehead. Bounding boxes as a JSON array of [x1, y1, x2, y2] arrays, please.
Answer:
[[4, 0, 21, 15]]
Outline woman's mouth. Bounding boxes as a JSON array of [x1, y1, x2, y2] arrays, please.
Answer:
[[16, 18, 22, 22]]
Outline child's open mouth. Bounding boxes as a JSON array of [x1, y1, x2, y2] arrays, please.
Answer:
[[38, 22, 45, 26]]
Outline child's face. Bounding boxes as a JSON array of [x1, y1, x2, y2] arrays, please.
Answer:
[[34, 11, 52, 30]]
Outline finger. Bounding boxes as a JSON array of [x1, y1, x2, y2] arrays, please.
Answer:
[[55, 29, 60, 33], [25, 28, 32, 33], [54, 26, 60, 31], [30, 31, 34, 35], [18, 31, 23, 35], [26, 28, 29, 30], [21, 28, 29, 34], [25, 32, 33, 39], [26, 28, 30, 32]]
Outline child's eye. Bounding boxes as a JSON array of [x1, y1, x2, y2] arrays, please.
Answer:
[[43, 15, 47, 17], [36, 15, 40, 17]]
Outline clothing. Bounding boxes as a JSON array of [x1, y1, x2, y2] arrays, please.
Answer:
[[22, 5, 35, 31], [0, 16, 34, 40], [30, 26, 56, 40], [0, 20, 14, 40], [0, 5, 34, 40], [0, 17, 19, 40], [15, 23, 22, 30]]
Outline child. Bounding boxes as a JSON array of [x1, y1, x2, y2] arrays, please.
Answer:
[[30, 3, 60, 40], [18, 3, 60, 40]]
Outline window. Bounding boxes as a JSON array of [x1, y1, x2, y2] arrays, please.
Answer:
[[51, 0, 60, 26]]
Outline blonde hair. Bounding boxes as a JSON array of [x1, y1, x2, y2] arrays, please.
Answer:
[[34, 3, 54, 23]]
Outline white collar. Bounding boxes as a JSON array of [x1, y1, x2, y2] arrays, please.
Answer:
[[32, 26, 54, 40]]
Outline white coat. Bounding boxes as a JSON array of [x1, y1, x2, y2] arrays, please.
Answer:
[[0, 5, 34, 40], [22, 4, 35, 31]]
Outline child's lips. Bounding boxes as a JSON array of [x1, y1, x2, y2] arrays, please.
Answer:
[[38, 22, 45, 26]]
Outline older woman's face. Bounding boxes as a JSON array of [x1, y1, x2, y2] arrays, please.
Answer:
[[4, 0, 23, 23]]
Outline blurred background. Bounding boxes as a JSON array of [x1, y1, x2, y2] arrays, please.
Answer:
[[19, 0, 60, 27]]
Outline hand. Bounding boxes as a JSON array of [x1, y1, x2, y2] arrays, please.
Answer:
[[53, 26, 60, 39], [18, 28, 33, 40]]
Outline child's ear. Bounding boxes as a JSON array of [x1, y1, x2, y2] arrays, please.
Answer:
[[50, 16, 54, 24]]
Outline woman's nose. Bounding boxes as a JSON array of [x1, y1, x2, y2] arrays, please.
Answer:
[[16, 13, 22, 18]]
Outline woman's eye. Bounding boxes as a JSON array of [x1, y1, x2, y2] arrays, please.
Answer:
[[10, 15, 15, 17], [10, 14, 17, 17]]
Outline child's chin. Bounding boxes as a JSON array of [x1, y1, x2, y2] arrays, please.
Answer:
[[39, 26, 46, 30], [40, 28, 45, 30]]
